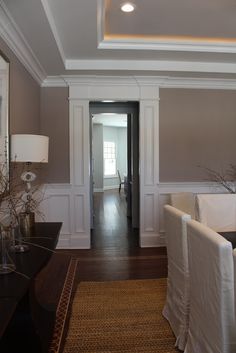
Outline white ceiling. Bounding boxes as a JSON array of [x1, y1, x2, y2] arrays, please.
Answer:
[[93, 114, 127, 128], [2, 0, 236, 83]]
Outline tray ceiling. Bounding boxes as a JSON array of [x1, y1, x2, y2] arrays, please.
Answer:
[[1, 0, 236, 82]]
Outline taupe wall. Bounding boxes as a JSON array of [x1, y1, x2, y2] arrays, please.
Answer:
[[40, 87, 69, 183], [159, 88, 236, 182], [3, 31, 236, 186], [0, 35, 69, 184], [0, 37, 40, 134]]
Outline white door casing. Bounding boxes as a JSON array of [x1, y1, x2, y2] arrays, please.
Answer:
[[68, 76, 161, 248]]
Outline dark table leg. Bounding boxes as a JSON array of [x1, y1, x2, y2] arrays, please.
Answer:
[[0, 294, 42, 353]]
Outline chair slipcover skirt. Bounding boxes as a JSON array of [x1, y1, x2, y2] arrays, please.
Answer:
[[163, 205, 191, 350], [184, 220, 236, 353]]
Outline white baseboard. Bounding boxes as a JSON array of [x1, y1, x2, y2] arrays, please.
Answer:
[[103, 185, 119, 190], [139, 233, 165, 247], [94, 188, 104, 192]]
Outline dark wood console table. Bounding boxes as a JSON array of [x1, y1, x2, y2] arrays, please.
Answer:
[[0, 222, 66, 353]]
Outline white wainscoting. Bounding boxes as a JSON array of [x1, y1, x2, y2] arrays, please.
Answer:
[[38, 184, 90, 249], [39, 181, 226, 249]]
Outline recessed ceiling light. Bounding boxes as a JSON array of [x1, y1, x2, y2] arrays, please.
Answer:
[[121, 2, 136, 13]]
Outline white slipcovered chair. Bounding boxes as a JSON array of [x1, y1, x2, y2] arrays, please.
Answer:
[[234, 249, 236, 317], [170, 192, 196, 219], [196, 193, 236, 232], [184, 219, 236, 353], [162, 205, 191, 350]]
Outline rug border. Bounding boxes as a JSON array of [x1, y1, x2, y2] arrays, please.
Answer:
[[49, 257, 78, 353]]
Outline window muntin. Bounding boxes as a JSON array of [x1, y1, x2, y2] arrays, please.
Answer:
[[104, 141, 116, 176]]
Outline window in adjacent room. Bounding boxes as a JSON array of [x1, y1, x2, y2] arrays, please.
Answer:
[[104, 141, 116, 176]]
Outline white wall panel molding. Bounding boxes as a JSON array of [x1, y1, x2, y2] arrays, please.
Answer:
[[0, 1, 46, 84], [74, 194, 85, 233], [43, 75, 236, 90], [158, 181, 227, 194], [69, 99, 91, 248], [70, 102, 90, 186], [71, 104, 85, 185], [38, 184, 72, 248], [139, 97, 160, 247], [142, 106, 155, 186], [39, 179, 226, 249], [143, 194, 155, 232], [40, 183, 91, 248]]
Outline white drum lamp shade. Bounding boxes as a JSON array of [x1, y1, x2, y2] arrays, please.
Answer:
[[11, 134, 49, 163]]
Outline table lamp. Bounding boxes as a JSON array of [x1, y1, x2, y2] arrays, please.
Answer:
[[10, 134, 49, 251]]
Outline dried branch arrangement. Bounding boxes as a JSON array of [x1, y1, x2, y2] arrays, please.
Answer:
[[200, 164, 236, 194], [0, 156, 45, 230]]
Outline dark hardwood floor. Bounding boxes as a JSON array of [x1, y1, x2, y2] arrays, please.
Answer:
[[62, 189, 167, 282]]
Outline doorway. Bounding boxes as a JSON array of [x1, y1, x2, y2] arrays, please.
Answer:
[[90, 102, 139, 249]]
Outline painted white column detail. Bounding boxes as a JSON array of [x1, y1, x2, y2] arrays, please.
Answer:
[[140, 97, 161, 247], [69, 100, 91, 248]]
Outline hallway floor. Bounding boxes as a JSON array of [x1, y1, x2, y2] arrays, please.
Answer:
[[91, 189, 139, 250], [66, 189, 167, 282]]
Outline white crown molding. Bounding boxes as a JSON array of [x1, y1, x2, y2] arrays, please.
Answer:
[[42, 74, 236, 90], [40, 0, 66, 65], [63, 75, 140, 86], [65, 59, 236, 75], [98, 37, 236, 54], [0, 1, 46, 84], [97, 0, 105, 48], [158, 76, 236, 90], [42, 76, 68, 87]]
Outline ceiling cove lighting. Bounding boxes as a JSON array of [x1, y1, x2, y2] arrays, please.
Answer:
[[121, 2, 136, 13], [102, 100, 115, 103]]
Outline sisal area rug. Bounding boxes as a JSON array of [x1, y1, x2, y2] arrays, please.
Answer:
[[61, 278, 180, 353]]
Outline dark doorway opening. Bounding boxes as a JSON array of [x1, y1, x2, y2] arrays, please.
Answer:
[[89, 102, 139, 249]]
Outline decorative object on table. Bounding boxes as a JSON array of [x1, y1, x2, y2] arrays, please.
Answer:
[[10, 134, 49, 250], [0, 226, 15, 274], [0, 141, 16, 270], [200, 164, 236, 193]]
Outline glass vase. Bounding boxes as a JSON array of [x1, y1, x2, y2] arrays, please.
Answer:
[[0, 227, 16, 274], [11, 225, 29, 253]]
